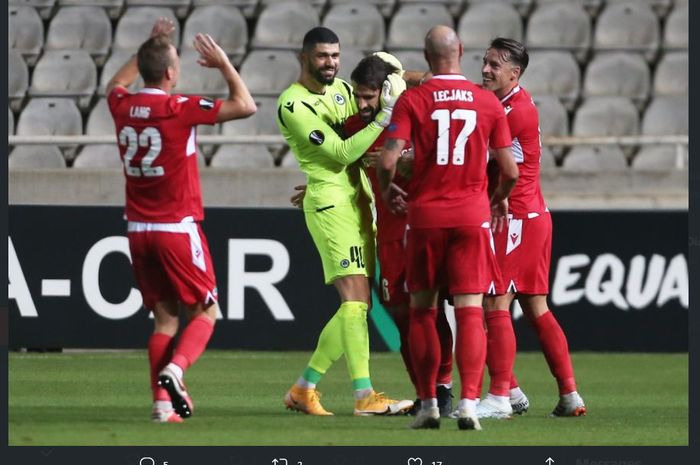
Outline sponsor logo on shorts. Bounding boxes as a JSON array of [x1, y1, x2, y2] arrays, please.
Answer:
[[340, 259, 350, 268], [309, 130, 325, 145], [334, 94, 345, 105], [199, 98, 215, 110]]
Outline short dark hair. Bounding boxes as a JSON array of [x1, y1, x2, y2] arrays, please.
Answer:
[[489, 37, 529, 77], [302, 26, 339, 53], [137, 35, 174, 84], [350, 55, 398, 90]]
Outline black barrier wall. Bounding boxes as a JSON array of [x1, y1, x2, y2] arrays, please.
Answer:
[[8, 206, 688, 352]]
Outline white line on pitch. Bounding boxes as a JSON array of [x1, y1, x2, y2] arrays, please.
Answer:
[[41, 279, 71, 297]]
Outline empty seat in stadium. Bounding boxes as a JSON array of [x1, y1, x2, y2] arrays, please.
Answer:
[[114, 7, 181, 51], [9, 108, 15, 136], [221, 97, 280, 137], [572, 97, 639, 137], [211, 144, 275, 169], [99, 49, 145, 95], [252, 2, 320, 50], [181, 5, 248, 66], [239, 51, 300, 97], [17, 98, 83, 140], [526, 2, 591, 63], [663, 4, 688, 50], [45, 6, 113, 64], [197, 123, 220, 157], [653, 52, 688, 97], [9, 0, 56, 19], [73, 144, 123, 169], [260, 0, 326, 15], [457, 3, 522, 51], [463, 0, 533, 18], [9, 50, 29, 112], [641, 95, 688, 136], [604, 0, 673, 18], [519, 52, 580, 110], [9, 6, 44, 65], [175, 50, 230, 98], [192, 0, 258, 18], [387, 4, 454, 51], [593, 2, 660, 62], [533, 95, 569, 139], [632, 144, 687, 170], [462, 49, 485, 82], [322, 4, 385, 52], [9, 145, 67, 169], [583, 53, 650, 108], [86, 98, 115, 136], [57, 0, 125, 19], [328, 0, 396, 18], [29, 50, 97, 110], [534, 0, 603, 17], [396, 0, 464, 17], [540, 145, 557, 170], [391, 51, 428, 74], [125, 0, 191, 17], [336, 48, 368, 83], [562, 145, 628, 172]]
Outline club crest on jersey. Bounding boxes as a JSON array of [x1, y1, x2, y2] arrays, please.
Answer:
[[334, 93, 345, 105], [199, 98, 215, 110], [340, 259, 350, 268], [309, 130, 325, 145]]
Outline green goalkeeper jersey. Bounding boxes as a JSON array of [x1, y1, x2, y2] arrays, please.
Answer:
[[276, 79, 382, 210]]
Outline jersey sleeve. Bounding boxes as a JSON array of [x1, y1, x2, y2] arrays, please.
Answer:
[[489, 104, 512, 149], [107, 86, 129, 116], [278, 99, 382, 165], [385, 93, 412, 142], [176, 95, 223, 126]]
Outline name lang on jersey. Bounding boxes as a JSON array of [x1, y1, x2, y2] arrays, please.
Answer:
[[433, 89, 474, 103], [129, 106, 151, 119]]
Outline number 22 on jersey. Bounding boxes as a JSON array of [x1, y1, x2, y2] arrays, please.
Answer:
[[431, 109, 477, 166], [119, 126, 164, 177]]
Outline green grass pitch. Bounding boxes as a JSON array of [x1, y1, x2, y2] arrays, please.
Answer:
[[9, 351, 687, 446]]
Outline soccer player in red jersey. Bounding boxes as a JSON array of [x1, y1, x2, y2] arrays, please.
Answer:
[[378, 26, 519, 430], [480, 38, 586, 418], [106, 18, 256, 422]]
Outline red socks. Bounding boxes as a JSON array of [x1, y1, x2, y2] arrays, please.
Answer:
[[454, 306, 487, 400], [530, 310, 577, 394], [171, 315, 215, 372], [485, 309, 516, 396], [436, 308, 454, 385], [408, 307, 440, 399], [393, 308, 419, 393], [148, 333, 175, 401]]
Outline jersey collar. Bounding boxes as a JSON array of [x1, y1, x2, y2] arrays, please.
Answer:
[[499, 85, 521, 104], [432, 74, 468, 81], [139, 87, 167, 95]]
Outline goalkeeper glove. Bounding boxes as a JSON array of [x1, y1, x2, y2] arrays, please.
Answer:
[[374, 73, 406, 128]]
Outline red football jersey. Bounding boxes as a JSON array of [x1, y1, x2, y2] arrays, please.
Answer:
[[500, 85, 547, 217], [345, 114, 409, 243], [108, 87, 222, 223], [388, 75, 512, 228]]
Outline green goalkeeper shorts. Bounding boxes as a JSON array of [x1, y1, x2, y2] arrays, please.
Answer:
[[304, 199, 376, 285]]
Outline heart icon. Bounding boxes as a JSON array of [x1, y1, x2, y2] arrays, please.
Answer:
[[407, 458, 423, 465]]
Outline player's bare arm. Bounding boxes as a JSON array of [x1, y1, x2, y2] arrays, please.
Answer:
[[106, 17, 175, 95], [489, 146, 519, 209], [193, 33, 257, 122], [378, 137, 408, 214]]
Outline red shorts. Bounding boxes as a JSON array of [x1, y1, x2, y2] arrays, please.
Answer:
[[406, 225, 500, 295], [127, 221, 218, 310], [493, 212, 552, 295], [377, 239, 409, 307]]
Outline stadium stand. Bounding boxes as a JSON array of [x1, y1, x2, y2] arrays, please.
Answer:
[[181, 4, 248, 66], [221, 97, 279, 138], [519, 51, 581, 110], [192, 0, 258, 19], [457, 2, 522, 51], [239, 51, 300, 97], [9, 145, 67, 169], [9, 0, 56, 19], [73, 144, 122, 169], [461, 49, 485, 82], [251, 1, 320, 50], [386, 3, 454, 51], [605, 0, 673, 18], [9, 108, 15, 136], [653, 52, 688, 96], [280, 150, 301, 168], [397, 0, 463, 17], [466, 0, 533, 18], [582, 52, 651, 108], [9, 50, 29, 112], [322, 3, 385, 52], [593, 2, 660, 62], [573, 96, 640, 137], [259, 0, 327, 16], [197, 123, 220, 157], [562, 145, 628, 172], [175, 49, 230, 98], [85, 98, 114, 136], [335, 48, 368, 82], [45, 6, 112, 65], [642, 95, 688, 136], [9, 5, 44, 66], [632, 144, 687, 171], [534, 0, 603, 17], [390, 51, 427, 74], [663, 3, 688, 50], [99, 49, 144, 95], [526, 2, 591, 63], [113, 6, 181, 51], [328, 0, 396, 18], [211, 144, 276, 169], [16, 98, 83, 158], [57, 0, 125, 19], [540, 145, 557, 170], [124, 0, 191, 18], [29, 50, 97, 110], [532, 95, 569, 154]]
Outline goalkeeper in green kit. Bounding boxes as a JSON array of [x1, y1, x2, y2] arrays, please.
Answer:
[[277, 26, 413, 416]]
